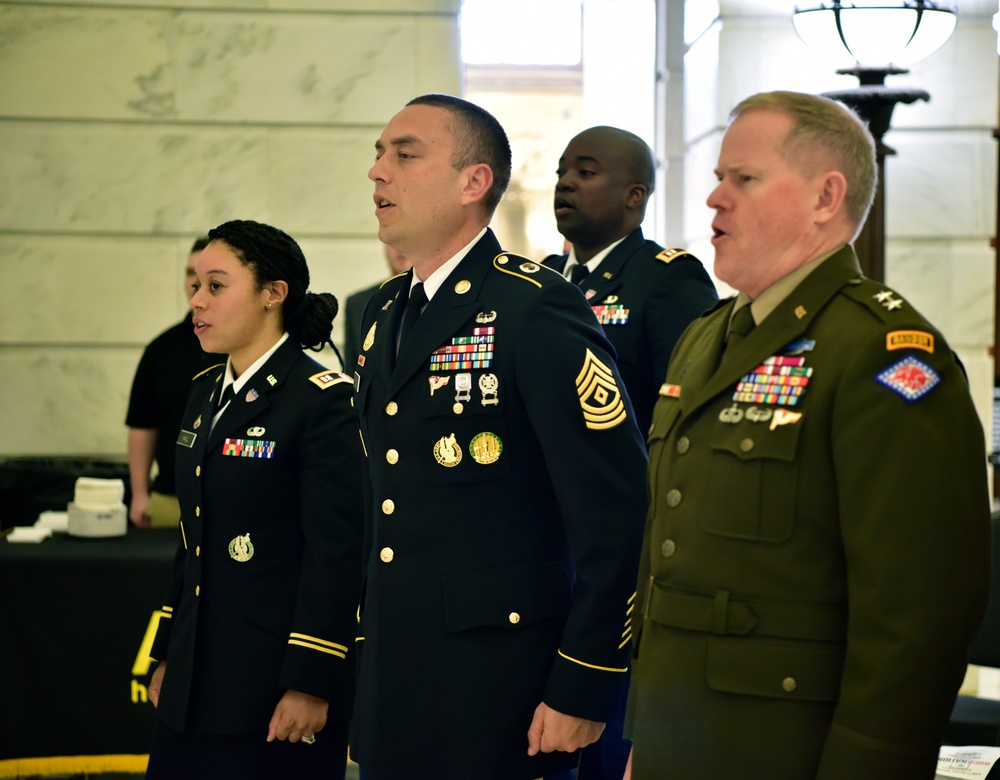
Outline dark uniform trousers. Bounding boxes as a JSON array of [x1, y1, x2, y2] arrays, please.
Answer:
[[543, 227, 718, 435], [349, 230, 649, 780], [627, 246, 991, 780], [544, 227, 718, 780], [146, 338, 363, 780]]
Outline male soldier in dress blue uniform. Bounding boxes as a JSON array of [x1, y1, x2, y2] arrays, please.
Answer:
[[543, 127, 717, 780], [350, 94, 648, 780], [543, 126, 718, 436], [625, 91, 991, 780]]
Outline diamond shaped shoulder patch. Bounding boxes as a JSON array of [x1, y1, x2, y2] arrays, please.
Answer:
[[875, 356, 941, 403]]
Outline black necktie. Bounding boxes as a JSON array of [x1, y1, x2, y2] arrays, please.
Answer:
[[397, 282, 427, 355], [569, 263, 589, 286], [725, 304, 756, 353], [218, 383, 236, 410]]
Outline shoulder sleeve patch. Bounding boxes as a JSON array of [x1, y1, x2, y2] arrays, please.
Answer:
[[309, 371, 353, 390], [886, 330, 934, 354], [192, 363, 226, 382], [575, 348, 628, 430], [655, 247, 691, 264], [875, 356, 941, 402]]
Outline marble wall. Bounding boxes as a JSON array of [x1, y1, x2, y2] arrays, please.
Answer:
[[0, 0, 461, 456], [674, 1, 999, 449]]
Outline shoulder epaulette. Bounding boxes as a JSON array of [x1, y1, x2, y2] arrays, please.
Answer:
[[379, 271, 408, 290], [309, 370, 353, 390], [192, 363, 225, 382], [492, 253, 562, 288], [655, 247, 692, 264], [840, 278, 914, 324]]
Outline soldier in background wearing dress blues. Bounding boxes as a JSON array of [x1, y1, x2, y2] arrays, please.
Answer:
[[145, 220, 363, 780], [543, 126, 718, 437], [350, 94, 648, 780], [625, 91, 991, 780], [543, 126, 718, 780]]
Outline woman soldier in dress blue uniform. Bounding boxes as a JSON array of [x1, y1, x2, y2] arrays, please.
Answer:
[[145, 220, 363, 780]]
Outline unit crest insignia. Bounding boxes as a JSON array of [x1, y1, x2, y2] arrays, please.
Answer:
[[229, 533, 254, 562], [434, 433, 463, 467]]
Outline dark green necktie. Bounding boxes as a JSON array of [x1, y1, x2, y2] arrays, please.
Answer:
[[726, 304, 756, 352]]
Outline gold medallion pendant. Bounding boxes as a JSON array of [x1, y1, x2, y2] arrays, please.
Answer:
[[228, 533, 254, 562]]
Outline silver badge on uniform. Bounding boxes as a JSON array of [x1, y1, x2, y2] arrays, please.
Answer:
[[455, 373, 472, 403], [479, 374, 499, 406]]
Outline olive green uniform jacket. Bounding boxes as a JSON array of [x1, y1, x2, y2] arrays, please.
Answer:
[[627, 246, 990, 779]]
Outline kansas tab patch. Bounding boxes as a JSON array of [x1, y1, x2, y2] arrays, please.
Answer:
[[876, 356, 940, 402]]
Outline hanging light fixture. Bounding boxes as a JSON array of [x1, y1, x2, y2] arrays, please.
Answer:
[[792, 1, 958, 68]]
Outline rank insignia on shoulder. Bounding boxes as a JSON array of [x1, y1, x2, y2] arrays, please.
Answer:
[[659, 383, 681, 398], [873, 290, 904, 311], [309, 371, 352, 389], [876, 356, 940, 402], [886, 330, 934, 354], [655, 247, 691, 264], [576, 349, 627, 430]]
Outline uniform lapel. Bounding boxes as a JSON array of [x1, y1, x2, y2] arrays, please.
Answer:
[[368, 278, 406, 386], [680, 247, 862, 418], [205, 339, 299, 451], [578, 228, 643, 303], [387, 232, 500, 398]]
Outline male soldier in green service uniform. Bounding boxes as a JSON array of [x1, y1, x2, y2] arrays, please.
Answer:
[[351, 94, 648, 780], [624, 91, 991, 780]]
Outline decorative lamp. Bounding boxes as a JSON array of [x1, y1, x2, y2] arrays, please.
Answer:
[[791, 1, 959, 281], [792, 1, 957, 69]]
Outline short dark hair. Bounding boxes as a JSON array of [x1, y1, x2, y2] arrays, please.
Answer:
[[206, 220, 339, 353], [407, 94, 512, 217]]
